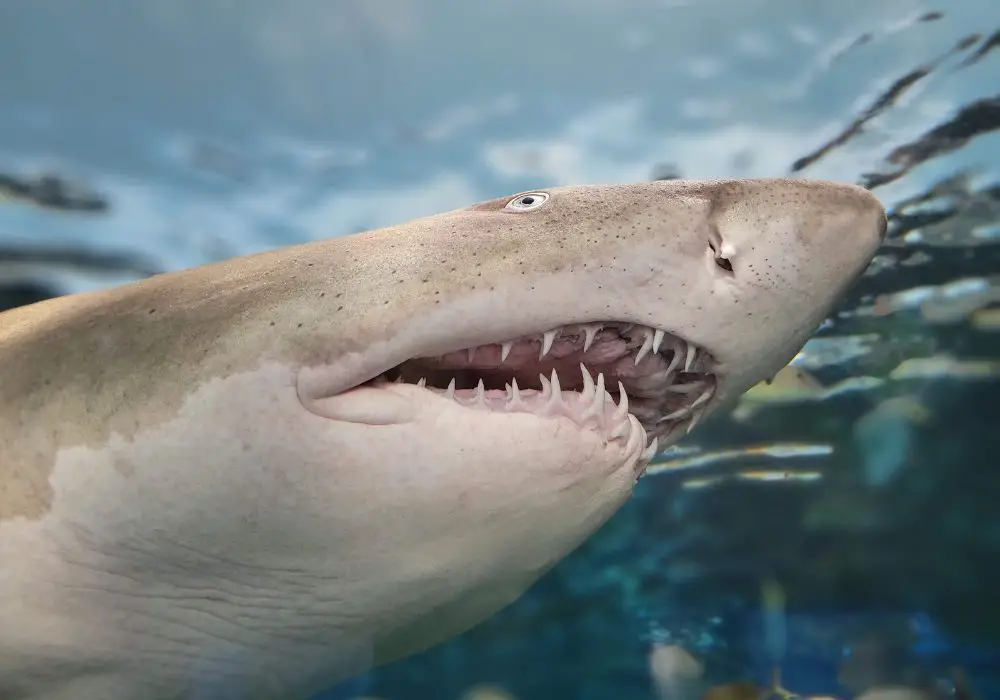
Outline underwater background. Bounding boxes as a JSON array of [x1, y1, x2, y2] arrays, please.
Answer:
[[2, 1, 999, 699]]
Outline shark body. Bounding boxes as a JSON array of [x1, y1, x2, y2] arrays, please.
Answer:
[[0, 179, 886, 699]]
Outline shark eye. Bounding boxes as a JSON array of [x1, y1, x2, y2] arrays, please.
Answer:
[[505, 192, 549, 211]]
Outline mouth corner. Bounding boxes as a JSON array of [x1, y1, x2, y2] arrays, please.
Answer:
[[363, 322, 722, 466]]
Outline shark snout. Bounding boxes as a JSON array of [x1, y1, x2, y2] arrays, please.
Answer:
[[846, 182, 888, 243]]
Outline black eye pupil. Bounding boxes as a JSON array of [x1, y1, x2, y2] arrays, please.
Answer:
[[521, 196, 534, 205]]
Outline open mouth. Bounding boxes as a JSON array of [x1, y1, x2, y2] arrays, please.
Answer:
[[374, 322, 716, 461], [369, 322, 718, 471]]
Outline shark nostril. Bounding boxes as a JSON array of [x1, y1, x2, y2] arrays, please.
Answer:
[[708, 238, 734, 275], [878, 211, 889, 240]]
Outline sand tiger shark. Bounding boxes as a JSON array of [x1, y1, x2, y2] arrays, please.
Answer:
[[0, 178, 886, 699]]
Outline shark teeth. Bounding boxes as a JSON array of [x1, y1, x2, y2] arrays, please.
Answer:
[[634, 327, 655, 365], [382, 321, 718, 467], [522, 323, 702, 375], [455, 365, 651, 462], [445, 322, 704, 376], [500, 341, 513, 363], [540, 329, 558, 360]]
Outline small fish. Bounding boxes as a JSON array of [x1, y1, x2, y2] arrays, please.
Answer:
[[889, 355, 1000, 381], [852, 395, 930, 487], [649, 643, 705, 700], [731, 365, 826, 422], [701, 682, 764, 700], [460, 684, 518, 700], [760, 578, 798, 700]]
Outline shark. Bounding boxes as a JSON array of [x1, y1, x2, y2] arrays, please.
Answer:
[[0, 178, 886, 699]]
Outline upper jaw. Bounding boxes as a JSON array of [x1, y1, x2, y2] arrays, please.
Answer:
[[369, 320, 723, 452]]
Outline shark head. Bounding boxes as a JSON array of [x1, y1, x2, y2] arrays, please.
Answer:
[[299, 177, 886, 474], [0, 178, 885, 699]]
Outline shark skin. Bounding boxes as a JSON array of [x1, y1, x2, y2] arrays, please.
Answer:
[[0, 178, 886, 700]]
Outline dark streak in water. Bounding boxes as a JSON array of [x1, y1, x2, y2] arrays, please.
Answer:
[[956, 29, 1000, 68], [790, 67, 931, 174], [789, 35, 982, 175], [860, 96, 1000, 189], [0, 247, 163, 278], [0, 171, 110, 214]]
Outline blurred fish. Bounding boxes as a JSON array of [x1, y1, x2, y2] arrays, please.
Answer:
[[852, 396, 930, 488], [969, 306, 1000, 331], [760, 578, 800, 700], [460, 683, 518, 700], [888, 355, 1000, 381], [855, 687, 943, 700], [680, 468, 824, 491], [872, 278, 1000, 325], [731, 365, 826, 422], [647, 442, 832, 478], [702, 682, 764, 700], [649, 643, 705, 700]]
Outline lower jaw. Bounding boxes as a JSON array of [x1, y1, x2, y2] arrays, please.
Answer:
[[378, 375, 712, 471]]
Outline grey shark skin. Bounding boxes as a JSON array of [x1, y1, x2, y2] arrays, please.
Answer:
[[0, 178, 886, 699]]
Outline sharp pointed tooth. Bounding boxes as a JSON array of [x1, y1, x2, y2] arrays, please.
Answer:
[[545, 371, 563, 414], [684, 342, 697, 372], [417, 377, 427, 388], [549, 369, 562, 401], [580, 363, 595, 399], [510, 377, 522, 405], [394, 375, 404, 384], [581, 372, 607, 424], [666, 382, 703, 394], [582, 324, 601, 352], [660, 406, 692, 422], [593, 372, 606, 409], [667, 352, 681, 376], [445, 377, 456, 399], [539, 373, 552, 400], [693, 386, 714, 407], [540, 329, 558, 359], [640, 437, 659, 463], [467, 347, 477, 363], [652, 329, 666, 354], [613, 380, 630, 423], [686, 409, 704, 434], [634, 327, 654, 365], [627, 414, 645, 453], [500, 342, 513, 363]]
